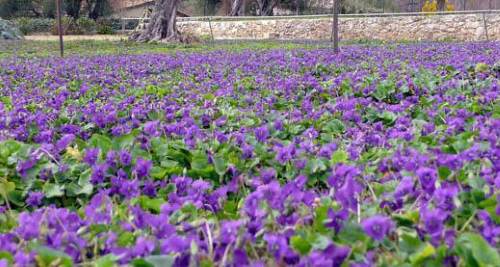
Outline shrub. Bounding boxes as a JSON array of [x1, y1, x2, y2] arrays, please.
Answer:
[[50, 16, 100, 35], [76, 17, 97, 34], [50, 16, 82, 35], [422, 0, 455, 12], [96, 19, 115, 35], [13, 17, 55, 35]]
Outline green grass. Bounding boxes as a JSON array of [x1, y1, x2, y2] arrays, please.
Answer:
[[0, 39, 332, 58], [0, 38, 417, 59]]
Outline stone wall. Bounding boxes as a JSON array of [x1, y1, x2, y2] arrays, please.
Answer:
[[177, 12, 500, 41]]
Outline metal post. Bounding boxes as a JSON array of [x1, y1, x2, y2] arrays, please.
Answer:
[[122, 19, 126, 33], [56, 0, 64, 57], [208, 17, 215, 42], [483, 12, 489, 41], [332, 0, 339, 53]]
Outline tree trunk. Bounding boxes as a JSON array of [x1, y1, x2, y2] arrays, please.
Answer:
[[88, 0, 106, 20], [256, 0, 277, 16], [129, 0, 183, 43], [65, 0, 82, 19], [437, 0, 446, 11], [230, 0, 245, 16]]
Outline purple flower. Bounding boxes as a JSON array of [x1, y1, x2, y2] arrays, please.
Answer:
[[254, 125, 269, 143], [55, 134, 75, 152], [318, 143, 338, 158], [161, 235, 190, 254], [26, 191, 44, 207], [260, 168, 277, 184], [134, 158, 152, 178], [433, 184, 458, 210], [477, 210, 500, 245], [274, 119, 284, 131], [233, 249, 249, 265], [420, 207, 447, 239], [16, 158, 38, 178], [83, 148, 100, 166], [132, 237, 155, 257], [325, 208, 348, 233], [416, 167, 437, 194], [16, 211, 42, 239], [85, 191, 112, 224], [361, 215, 394, 241], [241, 143, 254, 159], [394, 176, 414, 199], [91, 163, 109, 184], [275, 144, 295, 165], [119, 150, 132, 166], [143, 121, 160, 136], [105, 150, 117, 166]]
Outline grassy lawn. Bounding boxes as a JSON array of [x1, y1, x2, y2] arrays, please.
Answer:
[[0, 38, 409, 59], [0, 39, 333, 58]]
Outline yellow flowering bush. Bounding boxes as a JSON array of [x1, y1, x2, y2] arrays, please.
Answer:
[[422, 0, 455, 12]]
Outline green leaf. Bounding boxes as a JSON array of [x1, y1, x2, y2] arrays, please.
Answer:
[[95, 254, 119, 267], [392, 210, 419, 227], [141, 255, 175, 267], [0, 250, 13, 264], [219, 200, 239, 220], [0, 179, 15, 197], [290, 235, 312, 255], [323, 119, 345, 134], [306, 158, 327, 174], [34, 246, 73, 267], [409, 242, 435, 265], [213, 154, 227, 176], [475, 63, 489, 73], [112, 132, 137, 150], [131, 258, 154, 267], [89, 134, 112, 154], [456, 233, 500, 267], [312, 202, 330, 234], [337, 222, 367, 244], [117, 232, 135, 247], [43, 183, 65, 198], [398, 231, 423, 254], [151, 166, 167, 179], [438, 166, 452, 180], [310, 235, 331, 251], [379, 111, 397, 126], [190, 151, 210, 170], [331, 149, 349, 164], [134, 196, 165, 214]]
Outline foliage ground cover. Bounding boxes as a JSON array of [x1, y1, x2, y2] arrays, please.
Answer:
[[0, 42, 499, 266], [0, 39, 403, 59]]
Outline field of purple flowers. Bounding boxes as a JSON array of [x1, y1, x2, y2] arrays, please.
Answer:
[[0, 42, 499, 266]]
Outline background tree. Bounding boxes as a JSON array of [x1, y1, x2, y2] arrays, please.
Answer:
[[437, 0, 445, 10], [130, 0, 183, 43], [256, 0, 277, 15], [229, 0, 245, 16], [87, 0, 111, 19], [0, 0, 39, 18], [64, 0, 83, 19]]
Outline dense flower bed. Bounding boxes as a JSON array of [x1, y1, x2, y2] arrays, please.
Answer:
[[0, 43, 499, 266]]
